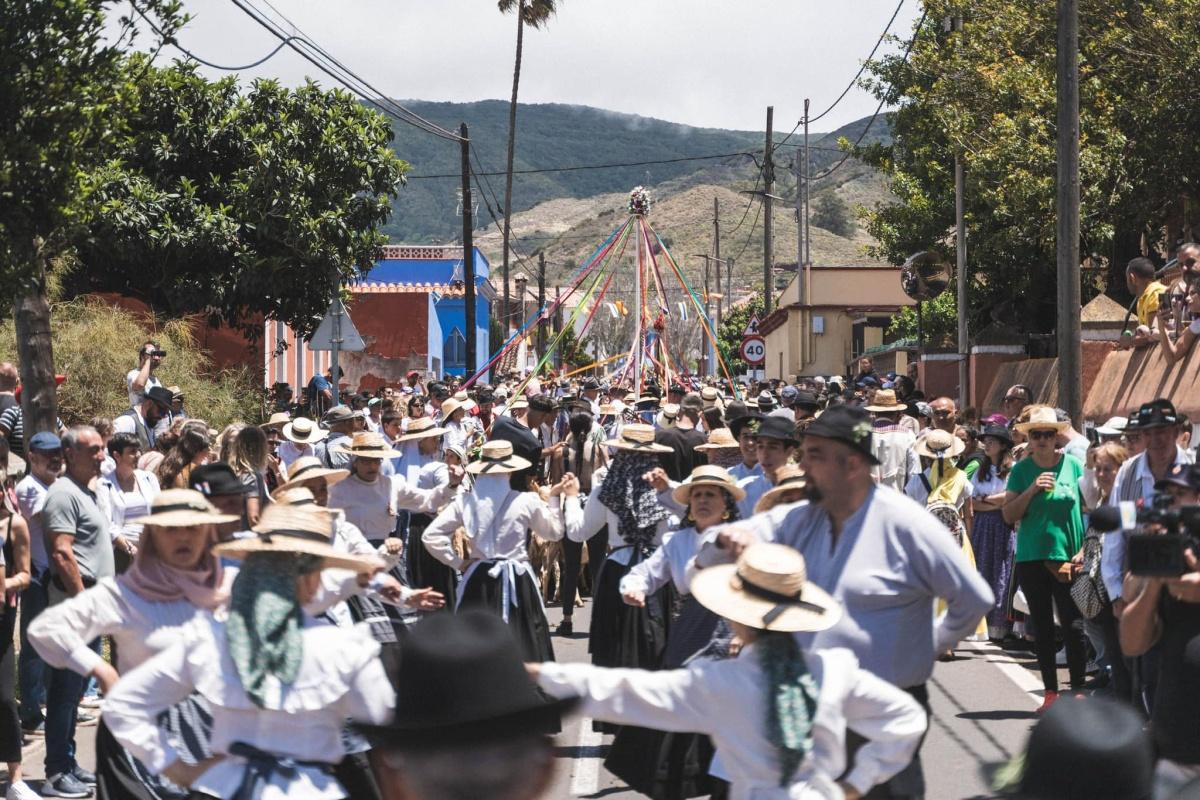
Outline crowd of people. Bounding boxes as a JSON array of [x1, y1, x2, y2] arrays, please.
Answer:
[[0, 334, 1193, 800]]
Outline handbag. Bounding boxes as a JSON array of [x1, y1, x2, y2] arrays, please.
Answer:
[[1070, 532, 1108, 619]]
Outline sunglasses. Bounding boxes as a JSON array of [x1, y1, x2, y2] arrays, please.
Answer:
[[1028, 430, 1057, 440], [1003, 395, 1025, 403]]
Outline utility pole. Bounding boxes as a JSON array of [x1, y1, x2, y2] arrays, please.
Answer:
[[460, 123, 477, 377], [949, 16, 968, 411], [537, 252, 547, 361], [713, 196, 722, 333], [763, 106, 775, 314], [803, 100, 811, 269], [796, 104, 806, 307], [554, 285, 562, 369], [1056, 0, 1082, 428], [702, 257, 711, 376]]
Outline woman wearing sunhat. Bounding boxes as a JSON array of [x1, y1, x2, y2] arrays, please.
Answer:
[[569, 425, 676, 674], [422, 440, 579, 662], [29, 489, 239, 800], [102, 502, 392, 800], [392, 417, 458, 603], [608, 465, 747, 799], [1002, 405, 1088, 712], [532, 543, 927, 800], [970, 424, 1017, 641]]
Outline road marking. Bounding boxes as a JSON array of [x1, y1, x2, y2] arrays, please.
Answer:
[[963, 641, 1043, 705], [569, 717, 604, 796]]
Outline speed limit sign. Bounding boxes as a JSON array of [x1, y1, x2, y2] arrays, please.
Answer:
[[739, 335, 766, 365]]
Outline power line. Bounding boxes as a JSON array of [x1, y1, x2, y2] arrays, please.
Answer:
[[808, 0, 907, 125], [407, 150, 755, 180], [730, 201, 763, 264]]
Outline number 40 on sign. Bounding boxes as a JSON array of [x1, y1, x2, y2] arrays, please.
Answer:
[[740, 335, 765, 365]]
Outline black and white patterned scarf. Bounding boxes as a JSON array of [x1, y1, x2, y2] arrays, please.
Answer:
[[598, 451, 669, 554]]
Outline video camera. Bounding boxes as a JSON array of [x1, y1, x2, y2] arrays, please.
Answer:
[[1091, 498, 1200, 577]]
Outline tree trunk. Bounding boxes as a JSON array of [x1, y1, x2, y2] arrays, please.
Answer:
[[14, 249, 58, 441], [502, 4, 525, 335]]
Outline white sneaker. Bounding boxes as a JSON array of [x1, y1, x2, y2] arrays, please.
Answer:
[[7, 780, 42, 800]]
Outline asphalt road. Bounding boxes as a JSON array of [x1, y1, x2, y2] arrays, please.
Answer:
[[20, 601, 1059, 799]]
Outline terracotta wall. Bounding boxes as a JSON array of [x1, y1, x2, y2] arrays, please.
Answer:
[[1084, 342, 1200, 421]]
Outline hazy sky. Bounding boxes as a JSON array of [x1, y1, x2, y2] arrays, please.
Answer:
[[137, 0, 922, 134]]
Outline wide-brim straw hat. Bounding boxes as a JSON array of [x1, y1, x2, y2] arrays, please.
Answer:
[[213, 503, 383, 573], [695, 427, 741, 452], [467, 440, 532, 475], [671, 465, 746, 506], [753, 465, 808, 514], [914, 429, 966, 459], [396, 417, 449, 443], [131, 489, 241, 527], [690, 543, 841, 633], [332, 431, 402, 459], [262, 412, 291, 431], [864, 388, 907, 413], [1014, 406, 1070, 434], [604, 424, 672, 454], [439, 398, 464, 419], [278, 456, 349, 490], [282, 417, 329, 445]]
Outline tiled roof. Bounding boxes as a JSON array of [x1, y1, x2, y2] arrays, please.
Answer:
[[378, 245, 464, 260], [350, 281, 459, 294]]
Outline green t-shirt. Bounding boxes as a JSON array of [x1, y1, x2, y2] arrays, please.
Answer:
[[1006, 454, 1085, 563]]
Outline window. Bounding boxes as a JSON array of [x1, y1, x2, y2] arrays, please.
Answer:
[[445, 327, 466, 368]]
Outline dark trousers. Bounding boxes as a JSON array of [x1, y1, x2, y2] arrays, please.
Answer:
[[1016, 560, 1087, 692], [859, 684, 930, 799], [0, 608, 21, 763], [44, 664, 84, 776], [562, 528, 607, 617], [18, 570, 49, 726], [1093, 600, 1135, 705]]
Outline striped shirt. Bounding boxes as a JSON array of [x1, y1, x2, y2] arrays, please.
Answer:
[[0, 406, 66, 458]]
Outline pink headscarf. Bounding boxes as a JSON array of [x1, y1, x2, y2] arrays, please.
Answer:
[[118, 525, 228, 610]]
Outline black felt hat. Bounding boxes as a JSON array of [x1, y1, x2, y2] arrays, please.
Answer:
[[188, 463, 253, 497], [145, 385, 175, 408], [728, 411, 764, 439], [1133, 398, 1178, 430], [803, 405, 881, 465], [528, 394, 558, 414], [356, 611, 577, 748], [755, 415, 799, 445]]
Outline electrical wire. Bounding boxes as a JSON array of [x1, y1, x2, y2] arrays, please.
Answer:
[[808, 0, 907, 125], [407, 150, 755, 180]]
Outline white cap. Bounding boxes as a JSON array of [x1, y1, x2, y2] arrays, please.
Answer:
[[1095, 416, 1128, 436]]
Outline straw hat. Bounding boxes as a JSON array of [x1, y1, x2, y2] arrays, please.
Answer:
[[864, 388, 907, 413], [262, 412, 291, 431], [452, 390, 477, 413], [271, 486, 318, 506], [661, 403, 680, 421], [695, 427, 740, 452], [282, 417, 329, 445], [603, 424, 672, 454], [670, 465, 747, 506], [623, 392, 638, 405], [598, 403, 618, 416], [507, 398, 529, 411], [213, 503, 382, 573], [439, 398, 465, 419], [466, 440, 532, 475], [753, 464, 808, 514], [1014, 406, 1070, 434], [700, 385, 723, 410], [278, 456, 349, 491], [130, 489, 240, 527], [914, 428, 966, 460], [332, 431, 403, 459], [396, 416, 449, 443], [690, 543, 841, 633]]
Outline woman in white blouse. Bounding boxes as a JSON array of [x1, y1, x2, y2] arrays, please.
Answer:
[[422, 440, 578, 662], [97, 432, 161, 569], [102, 502, 391, 800], [531, 543, 928, 800], [29, 489, 238, 800], [611, 465, 747, 799]]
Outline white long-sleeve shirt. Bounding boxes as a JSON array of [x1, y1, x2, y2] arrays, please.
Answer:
[[538, 645, 926, 799], [422, 489, 573, 572], [28, 578, 214, 676], [567, 466, 672, 567], [692, 486, 994, 689], [327, 473, 453, 541], [104, 616, 392, 800], [619, 527, 703, 596]]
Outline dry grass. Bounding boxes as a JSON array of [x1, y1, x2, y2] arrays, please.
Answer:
[[0, 298, 261, 428]]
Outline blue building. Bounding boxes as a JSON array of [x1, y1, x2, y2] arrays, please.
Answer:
[[364, 245, 494, 377]]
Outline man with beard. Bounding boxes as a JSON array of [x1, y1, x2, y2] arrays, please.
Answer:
[[112, 385, 173, 451], [691, 405, 992, 800]]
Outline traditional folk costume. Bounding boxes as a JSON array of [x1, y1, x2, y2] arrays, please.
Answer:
[[104, 503, 391, 800], [392, 418, 458, 604], [605, 467, 747, 800], [568, 425, 675, 679], [538, 544, 928, 800], [422, 440, 574, 662], [28, 490, 239, 800]]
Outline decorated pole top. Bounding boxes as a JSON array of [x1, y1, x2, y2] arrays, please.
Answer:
[[627, 186, 651, 216]]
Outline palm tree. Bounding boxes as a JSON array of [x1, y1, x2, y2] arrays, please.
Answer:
[[497, 0, 558, 333]]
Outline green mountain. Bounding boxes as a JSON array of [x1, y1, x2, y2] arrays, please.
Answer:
[[379, 100, 891, 244]]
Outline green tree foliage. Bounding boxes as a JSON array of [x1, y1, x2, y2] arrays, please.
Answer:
[[811, 191, 855, 237], [886, 290, 958, 346], [74, 60, 407, 338], [717, 295, 765, 375], [856, 1, 1200, 337]]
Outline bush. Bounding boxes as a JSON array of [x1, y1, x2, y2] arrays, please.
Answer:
[[811, 191, 855, 238], [0, 298, 261, 428]]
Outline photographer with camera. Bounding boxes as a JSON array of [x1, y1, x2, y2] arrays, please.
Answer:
[[126, 340, 165, 408], [1118, 462, 1200, 797]]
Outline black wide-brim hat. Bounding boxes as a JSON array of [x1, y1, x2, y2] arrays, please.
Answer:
[[755, 414, 800, 445], [728, 412, 765, 439], [355, 611, 578, 749], [803, 405, 881, 465]]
